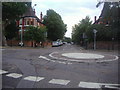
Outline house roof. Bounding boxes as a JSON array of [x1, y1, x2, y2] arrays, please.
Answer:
[[22, 7, 41, 23]]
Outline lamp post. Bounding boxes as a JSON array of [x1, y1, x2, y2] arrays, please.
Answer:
[[20, 17, 24, 47], [93, 29, 97, 50]]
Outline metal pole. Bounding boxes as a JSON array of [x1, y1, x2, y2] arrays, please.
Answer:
[[20, 27, 23, 47], [94, 32, 96, 50], [93, 29, 97, 50], [21, 18, 24, 47]]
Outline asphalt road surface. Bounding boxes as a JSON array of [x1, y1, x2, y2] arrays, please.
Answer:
[[1, 44, 120, 89]]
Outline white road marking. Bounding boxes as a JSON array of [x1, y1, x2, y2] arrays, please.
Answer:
[[57, 61, 66, 64], [0, 70, 8, 75], [78, 81, 120, 89], [6, 73, 22, 78], [49, 79, 70, 85], [24, 76, 44, 82], [39, 55, 72, 65], [78, 81, 101, 88], [104, 85, 119, 89], [39, 56, 51, 61], [0, 49, 5, 50], [62, 53, 104, 59], [49, 52, 119, 63]]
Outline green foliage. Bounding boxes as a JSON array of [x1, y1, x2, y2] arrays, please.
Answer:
[[2, 2, 30, 46], [86, 24, 112, 42], [72, 16, 92, 44], [72, 2, 120, 44], [2, 2, 29, 21], [5, 21, 18, 40], [24, 26, 47, 42], [43, 9, 67, 41], [63, 37, 72, 43]]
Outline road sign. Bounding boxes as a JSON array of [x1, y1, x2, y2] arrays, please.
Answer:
[[93, 29, 97, 34]]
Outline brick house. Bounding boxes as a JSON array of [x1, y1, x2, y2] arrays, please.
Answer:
[[7, 5, 51, 47]]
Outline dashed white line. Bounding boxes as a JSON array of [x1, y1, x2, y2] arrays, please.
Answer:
[[24, 76, 44, 82], [78, 81, 120, 89], [0, 70, 8, 75], [1, 69, 119, 89], [49, 79, 70, 85], [6, 73, 23, 78], [78, 81, 101, 88]]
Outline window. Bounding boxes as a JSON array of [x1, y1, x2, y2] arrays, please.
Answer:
[[31, 21, 34, 25], [27, 21, 29, 25]]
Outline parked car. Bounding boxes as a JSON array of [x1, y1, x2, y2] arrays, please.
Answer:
[[18, 42, 24, 46], [52, 41, 59, 47], [58, 40, 63, 46]]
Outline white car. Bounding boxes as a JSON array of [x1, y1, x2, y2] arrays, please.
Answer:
[[52, 41, 59, 47]]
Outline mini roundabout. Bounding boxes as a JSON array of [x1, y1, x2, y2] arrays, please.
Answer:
[[49, 51, 119, 63]]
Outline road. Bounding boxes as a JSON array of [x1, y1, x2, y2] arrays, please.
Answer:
[[1, 44, 120, 89]]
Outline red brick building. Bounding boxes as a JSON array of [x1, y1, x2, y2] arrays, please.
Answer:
[[16, 6, 44, 35]]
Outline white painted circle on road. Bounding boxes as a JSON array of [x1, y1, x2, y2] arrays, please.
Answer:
[[62, 53, 104, 59]]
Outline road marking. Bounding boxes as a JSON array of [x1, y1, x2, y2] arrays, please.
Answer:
[[6, 73, 23, 78], [78, 81, 101, 88], [39, 56, 51, 61], [39, 55, 72, 65], [24, 76, 44, 82], [49, 79, 70, 85], [49, 52, 119, 63], [78, 81, 120, 89], [0, 70, 8, 75], [104, 85, 120, 89], [0, 49, 5, 51]]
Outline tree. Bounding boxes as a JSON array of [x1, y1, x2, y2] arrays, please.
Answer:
[[63, 37, 72, 43], [2, 2, 30, 46], [72, 16, 92, 44], [24, 26, 47, 47], [5, 21, 18, 40], [43, 9, 67, 41]]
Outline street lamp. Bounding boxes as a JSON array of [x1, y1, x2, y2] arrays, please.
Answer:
[[93, 29, 97, 50]]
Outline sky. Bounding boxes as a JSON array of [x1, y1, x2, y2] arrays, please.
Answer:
[[32, 0, 103, 38]]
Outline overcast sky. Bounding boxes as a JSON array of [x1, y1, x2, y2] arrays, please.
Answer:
[[32, 0, 103, 38]]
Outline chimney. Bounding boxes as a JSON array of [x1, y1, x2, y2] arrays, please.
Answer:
[[40, 12, 43, 22], [94, 16, 97, 23]]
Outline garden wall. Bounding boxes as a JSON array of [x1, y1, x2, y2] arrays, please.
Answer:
[[87, 41, 119, 50]]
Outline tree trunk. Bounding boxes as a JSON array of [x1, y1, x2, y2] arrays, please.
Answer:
[[33, 40, 35, 47], [2, 22, 8, 46]]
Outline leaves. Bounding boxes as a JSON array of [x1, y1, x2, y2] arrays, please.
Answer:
[[43, 9, 67, 41], [24, 26, 47, 42], [2, 2, 29, 21], [72, 16, 92, 44]]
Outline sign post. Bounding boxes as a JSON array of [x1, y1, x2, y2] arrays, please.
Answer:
[[93, 29, 97, 50]]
